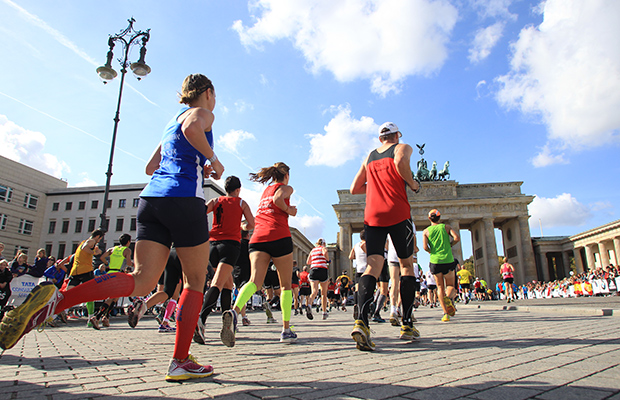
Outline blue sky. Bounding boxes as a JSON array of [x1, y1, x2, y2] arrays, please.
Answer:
[[1, 0, 619, 270]]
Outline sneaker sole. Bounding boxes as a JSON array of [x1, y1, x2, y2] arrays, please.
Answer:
[[220, 312, 236, 348], [193, 327, 206, 345], [0, 283, 57, 350], [306, 312, 313, 320], [389, 317, 399, 326], [280, 338, 298, 344], [351, 331, 374, 351], [165, 370, 214, 381]]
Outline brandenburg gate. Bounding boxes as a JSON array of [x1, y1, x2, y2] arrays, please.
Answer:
[[332, 180, 537, 288]]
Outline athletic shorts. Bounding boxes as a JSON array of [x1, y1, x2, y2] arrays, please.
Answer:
[[420, 288, 428, 296], [249, 237, 293, 258], [365, 219, 414, 258], [210, 240, 241, 268], [461, 283, 471, 289], [503, 277, 514, 284], [157, 248, 183, 299], [299, 286, 311, 296], [378, 260, 389, 283], [340, 288, 349, 298], [233, 265, 250, 289], [264, 266, 280, 290], [67, 271, 94, 287], [292, 283, 299, 289], [429, 261, 457, 276], [137, 197, 209, 248], [428, 284, 437, 291], [309, 267, 328, 283], [327, 291, 338, 300]]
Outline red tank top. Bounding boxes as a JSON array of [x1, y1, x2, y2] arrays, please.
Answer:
[[309, 246, 329, 269], [250, 183, 291, 243], [299, 271, 310, 286], [501, 264, 514, 279], [210, 196, 243, 242], [364, 144, 410, 227]]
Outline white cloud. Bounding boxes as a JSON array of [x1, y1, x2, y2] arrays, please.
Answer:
[[469, 22, 505, 63], [234, 100, 254, 113], [72, 173, 98, 188], [495, 0, 620, 152], [217, 129, 256, 154], [531, 144, 568, 167], [0, 114, 70, 178], [289, 214, 325, 242], [528, 193, 592, 230], [233, 0, 458, 96], [470, 0, 517, 20], [306, 105, 378, 167]]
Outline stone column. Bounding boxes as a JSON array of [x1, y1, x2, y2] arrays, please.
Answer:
[[614, 238, 620, 266], [518, 215, 537, 283], [562, 251, 571, 279], [483, 218, 499, 287], [339, 224, 353, 275], [540, 251, 550, 281], [508, 218, 526, 285], [585, 244, 596, 271], [598, 241, 610, 267], [573, 247, 585, 273], [446, 219, 463, 263]]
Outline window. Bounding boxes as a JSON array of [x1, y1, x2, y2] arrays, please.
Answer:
[[130, 217, 137, 231], [18, 219, 34, 235], [61, 220, 70, 233], [106, 200, 112, 209], [78, 201, 86, 210], [57, 243, 66, 259], [23, 194, 38, 210], [0, 184, 13, 203], [88, 219, 96, 232], [14, 245, 28, 256], [133, 198, 140, 208], [91, 200, 99, 209], [116, 218, 124, 232], [119, 199, 126, 208], [48, 220, 56, 234], [65, 202, 72, 211], [71, 243, 79, 253], [75, 219, 83, 233], [0, 214, 7, 230], [45, 244, 53, 257], [52, 202, 59, 211]]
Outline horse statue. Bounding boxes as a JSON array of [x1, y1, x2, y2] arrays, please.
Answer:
[[437, 161, 450, 180], [429, 161, 437, 181], [415, 158, 430, 181]]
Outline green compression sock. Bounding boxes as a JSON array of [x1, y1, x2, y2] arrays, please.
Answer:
[[234, 282, 257, 310], [281, 290, 292, 322]]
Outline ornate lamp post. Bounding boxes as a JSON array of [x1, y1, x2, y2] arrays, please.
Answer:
[[96, 18, 151, 233]]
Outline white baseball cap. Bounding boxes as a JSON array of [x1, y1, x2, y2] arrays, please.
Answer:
[[379, 122, 402, 137]]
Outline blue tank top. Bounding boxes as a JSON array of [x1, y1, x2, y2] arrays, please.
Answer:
[[141, 107, 214, 199]]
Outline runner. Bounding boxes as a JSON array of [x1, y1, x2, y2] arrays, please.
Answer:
[[307, 238, 331, 320], [422, 209, 460, 322], [0, 73, 224, 381], [349, 122, 420, 350], [298, 265, 312, 315], [232, 229, 252, 326], [220, 162, 298, 346], [457, 264, 472, 304], [335, 271, 351, 312], [427, 272, 438, 307], [291, 260, 301, 316], [348, 230, 367, 319], [263, 261, 281, 323], [194, 175, 254, 344], [500, 257, 515, 303]]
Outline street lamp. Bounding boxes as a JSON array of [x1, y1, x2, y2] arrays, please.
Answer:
[[96, 18, 151, 233]]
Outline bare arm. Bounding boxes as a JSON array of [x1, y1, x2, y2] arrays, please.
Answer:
[[180, 108, 224, 179], [145, 144, 162, 176], [241, 200, 255, 230], [350, 156, 369, 195], [423, 230, 431, 253], [349, 247, 356, 260], [394, 144, 419, 192], [123, 248, 134, 268], [205, 198, 218, 214], [322, 247, 330, 263], [273, 185, 297, 216], [445, 224, 460, 246], [99, 248, 113, 265]]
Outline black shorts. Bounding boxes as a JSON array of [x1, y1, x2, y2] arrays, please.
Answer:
[[461, 283, 471, 289], [157, 248, 183, 299], [210, 240, 241, 268], [263, 265, 280, 290], [299, 286, 311, 296], [428, 284, 437, 291], [429, 261, 457, 276], [249, 237, 293, 258], [67, 271, 94, 287], [378, 260, 389, 283], [503, 277, 514, 284], [327, 291, 338, 300], [475, 287, 485, 294], [340, 288, 349, 298], [355, 272, 364, 283], [365, 219, 415, 258], [309, 268, 328, 283], [137, 197, 209, 248], [420, 288, 428, 296]]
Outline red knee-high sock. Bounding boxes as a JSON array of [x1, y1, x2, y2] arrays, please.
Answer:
[[56, 273, 135, 313], [173, 289, 203, 361]]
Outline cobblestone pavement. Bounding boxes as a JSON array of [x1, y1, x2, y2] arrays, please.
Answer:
[[1, 299, 619, 400]]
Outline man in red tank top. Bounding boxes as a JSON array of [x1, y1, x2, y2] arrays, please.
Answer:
[[349, 122, 420, 351]]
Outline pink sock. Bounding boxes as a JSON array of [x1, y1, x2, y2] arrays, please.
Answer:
[[163, 299, 177, 323], [56, 273, 135, 313], [172, 289, 202, 360]]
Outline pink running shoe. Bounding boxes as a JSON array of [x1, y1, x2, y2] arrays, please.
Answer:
[[165, 354, 214, 381], [0, 282, 63, 350]]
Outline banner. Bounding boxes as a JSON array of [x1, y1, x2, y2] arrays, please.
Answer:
[[8, 275, 45, 306], [583, 281, 593, 296]]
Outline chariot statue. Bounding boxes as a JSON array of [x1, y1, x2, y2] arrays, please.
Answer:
[[413, 143, 450, 182]]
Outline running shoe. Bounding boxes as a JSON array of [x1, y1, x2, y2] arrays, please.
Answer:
[[294, 309, 299, 316], [443, 296, 456, 317], [267, 317, 278, 324], [193, 318, 206, 345], [389, 313, 400, 326], [263, 302, 274, 320], [220, 309, 237, 348], [0, 282, 62, 350], [306, 306, 313, 320], [88, 316, 101, 330], [158, 323, 176, 333], [411, 315, 417, 323], [351, 319, 375, 351], [399, 324, 420, 341], [101, 316, 110, 328], [341, 305, 347, 312], [280, 328, 298, 343], [353, 304, 359, 320], [322, 312, 328, 320], [441, 314, 450, 322], [372, 315, 386, 323], [165, 354, 213, 382], [127, 298, 147, 328], [242, 316, 251, 326]]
